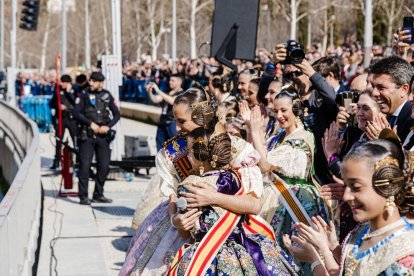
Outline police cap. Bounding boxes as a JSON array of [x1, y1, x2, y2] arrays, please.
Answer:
[[60, 74, 72, 83], [90, 72, 105, 82]]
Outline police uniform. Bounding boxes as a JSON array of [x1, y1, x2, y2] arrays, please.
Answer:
[[74, 72, 120, 204], [49, 75, 78, 169]]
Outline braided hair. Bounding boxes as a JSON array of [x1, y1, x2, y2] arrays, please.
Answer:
[[188, 125, 232, 170], [274, 88, 305, 122]]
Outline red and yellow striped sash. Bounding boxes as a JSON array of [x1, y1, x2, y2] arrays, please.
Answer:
[[168, 186, 244, 276], [243, 215, 276, 242], [271, 173, 312, 226], [174, 155, 192, 179]]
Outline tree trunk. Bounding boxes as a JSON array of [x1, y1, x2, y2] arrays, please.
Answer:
[[133, 0, 142, 60], [40, 14, 51, 72], [386, 0, 395, 46], [290, 0, 296, 39], [307, 14, 312, 49], [190, 0, 197, 59], [322, 7, 328, 54], [100, 1, 110, 55]]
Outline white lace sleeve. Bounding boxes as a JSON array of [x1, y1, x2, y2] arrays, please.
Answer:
[[156, 149, 180, 197], [230, 135, 263, 197], [267, 144, 309, 179]]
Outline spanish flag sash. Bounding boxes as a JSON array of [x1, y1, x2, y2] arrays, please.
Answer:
[[270, 173, 312, 226], [168, 185, 277, 275]]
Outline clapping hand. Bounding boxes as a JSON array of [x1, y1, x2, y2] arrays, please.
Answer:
[[296, 216, 338, 252], [320, 175, 345, 201], [322, 122, 344, 160], [282, 234, 320, 263], [238, 100, 251, 126]]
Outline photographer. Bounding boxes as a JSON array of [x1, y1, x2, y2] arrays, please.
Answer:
[[273, 41, 339, 184], [74, 72, 120, 205], [146, 73, 183, 151]]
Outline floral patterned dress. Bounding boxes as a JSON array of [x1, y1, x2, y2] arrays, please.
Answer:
[[341, 217, 414, 275], [171, 171, 298, 276], [260, 127, 330, 275], [120, 136, 266, 276]]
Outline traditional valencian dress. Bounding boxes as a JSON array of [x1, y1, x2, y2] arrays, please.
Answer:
[[120, 135, 264, 276], [168, 171, 298, 276], [259, 126, 331, 274], [340, 217, 414, 275]]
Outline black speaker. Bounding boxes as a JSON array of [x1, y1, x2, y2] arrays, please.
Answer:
[[210, 0, 260, 62]]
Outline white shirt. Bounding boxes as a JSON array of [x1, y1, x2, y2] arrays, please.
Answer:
[[403, 130, 414, 151], [393, 100, 407, 117]]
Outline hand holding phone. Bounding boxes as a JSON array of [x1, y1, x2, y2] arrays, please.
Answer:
[[403, 16, 414, 44]]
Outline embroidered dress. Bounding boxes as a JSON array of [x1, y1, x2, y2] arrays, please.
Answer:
[[259, 127, 330, 274], [120, 135, 264, 276], [170, 171, 298, 276], [340, 217, 414, 275]]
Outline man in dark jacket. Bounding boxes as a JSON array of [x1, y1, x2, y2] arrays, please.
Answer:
[[369, 56, 414, 143], [49, 74, 78, 169], [74, 72, 120, 205]]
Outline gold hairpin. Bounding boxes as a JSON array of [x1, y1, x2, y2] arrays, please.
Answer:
[[374, 156, 399, 171], [292, 98, 301, 105], [195, 137, 208, 145]]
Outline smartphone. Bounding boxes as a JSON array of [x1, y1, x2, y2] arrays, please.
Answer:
[[403, 16, 414, 44], [344, 98, 353, 114]]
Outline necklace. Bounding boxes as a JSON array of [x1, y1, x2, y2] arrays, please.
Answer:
[[362, 219, 405, 240]]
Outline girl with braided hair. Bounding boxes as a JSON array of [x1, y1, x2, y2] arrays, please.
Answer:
[[121, 85, 264, 275], [283, 138, 414, 275], [168, 123, 298, 275]]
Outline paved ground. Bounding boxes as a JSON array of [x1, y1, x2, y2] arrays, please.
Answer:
[[37, 118, 157, 276]]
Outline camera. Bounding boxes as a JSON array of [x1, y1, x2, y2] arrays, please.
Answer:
[[283, 40, 305, 64]]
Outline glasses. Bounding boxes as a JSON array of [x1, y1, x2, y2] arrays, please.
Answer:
[[284, 71, 303, 80]]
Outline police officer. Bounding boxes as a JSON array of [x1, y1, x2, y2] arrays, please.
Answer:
[[49, 74, 78, 169], [74, 72, 120, 205]]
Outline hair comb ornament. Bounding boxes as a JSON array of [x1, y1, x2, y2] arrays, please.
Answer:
[[373, 155, 405, 217]]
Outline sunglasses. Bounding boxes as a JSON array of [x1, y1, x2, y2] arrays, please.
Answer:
[[284, 71, 303, 80]]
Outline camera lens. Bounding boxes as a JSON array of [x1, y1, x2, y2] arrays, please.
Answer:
[[284, 40, 305, 64], [289, 48, 305, 64]]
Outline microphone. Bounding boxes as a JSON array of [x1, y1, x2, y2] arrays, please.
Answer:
[[176, 197, 188, 214]]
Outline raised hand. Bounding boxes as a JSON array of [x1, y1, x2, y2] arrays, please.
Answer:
[[322, 122, 344, 160]]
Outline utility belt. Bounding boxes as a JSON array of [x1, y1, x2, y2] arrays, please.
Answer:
[[79, 125, 116, 142], [62, 111, 75, 120]]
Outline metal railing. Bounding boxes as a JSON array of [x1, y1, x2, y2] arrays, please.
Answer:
[[0, 100, 40, 276]]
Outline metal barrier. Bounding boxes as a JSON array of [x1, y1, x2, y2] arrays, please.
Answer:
[[0, 100, 40, 276]]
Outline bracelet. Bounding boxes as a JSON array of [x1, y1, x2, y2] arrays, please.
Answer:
[[311, 259, 322, 272], [170, 214, 177, 228], [328, 153, 339, 163], [319, 249, 333, 262]]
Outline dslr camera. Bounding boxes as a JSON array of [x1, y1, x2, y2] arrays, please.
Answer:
[[283, 40, 305, 64]]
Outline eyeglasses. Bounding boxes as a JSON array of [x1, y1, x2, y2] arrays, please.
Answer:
[[284, 71, 303, 80]]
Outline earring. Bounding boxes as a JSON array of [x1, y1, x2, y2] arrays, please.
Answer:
[[295, 116, 301, 127], [199, 165, 204, 176], [385, 195, 396, 216]]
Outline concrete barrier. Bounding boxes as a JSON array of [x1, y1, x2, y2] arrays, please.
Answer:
[[120, 101, 161, 125], [0, 100, 40, 276]]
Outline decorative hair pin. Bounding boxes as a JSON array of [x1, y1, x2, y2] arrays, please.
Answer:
[[195, 137, 208, 145], [374, 156, 399, 171]]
